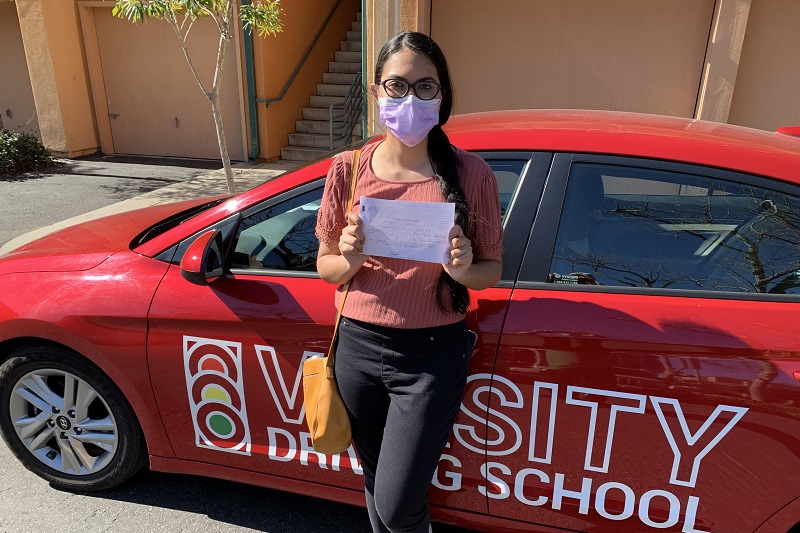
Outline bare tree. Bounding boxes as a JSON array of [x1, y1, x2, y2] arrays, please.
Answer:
[[113, 0, 284, 193]]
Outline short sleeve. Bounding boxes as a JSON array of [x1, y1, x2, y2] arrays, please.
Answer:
[[463, 153, 504, 259], [315, 152, 353, 243]]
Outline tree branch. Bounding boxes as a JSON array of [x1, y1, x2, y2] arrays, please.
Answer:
[[199, 5, 226, 36], [211, 29, 226, 97], [166, 14, 209, 98]]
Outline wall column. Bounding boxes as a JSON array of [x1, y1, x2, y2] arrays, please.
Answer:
[[695, 0, 752, 123], [365, 0, 422, 135], [15, 0, 98, 157]]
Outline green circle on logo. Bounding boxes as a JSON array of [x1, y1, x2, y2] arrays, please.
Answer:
[[208, 413, 234, 437]]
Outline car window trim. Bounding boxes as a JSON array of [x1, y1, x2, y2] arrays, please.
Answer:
[[514, 280, 800, 302], [228, 269, 321, 279], [570, 152, 800, 194], [474, 151, 553, 283], [518, 152, 800, 301], [518, 152, 572, 285]]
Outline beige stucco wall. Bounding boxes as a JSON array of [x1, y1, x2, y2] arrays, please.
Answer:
[[0, 1, 40, 135], [256, 0, 360, 161], [365, 0, 724, 134], [347, 0, 798, 136], [728, 0, 800, 131], [16, 0, 98, 156], [431, 0, 715, 118]]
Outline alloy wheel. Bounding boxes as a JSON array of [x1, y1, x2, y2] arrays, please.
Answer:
[[9, 369, 118, 475]]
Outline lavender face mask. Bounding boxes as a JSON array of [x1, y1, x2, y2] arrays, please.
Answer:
[[378, 95, 441, 147]]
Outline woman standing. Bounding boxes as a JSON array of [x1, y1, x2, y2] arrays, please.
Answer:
[[315, 31, 503, 533]]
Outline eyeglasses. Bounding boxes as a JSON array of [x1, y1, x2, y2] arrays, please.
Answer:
[[378, 78, 441, 100]]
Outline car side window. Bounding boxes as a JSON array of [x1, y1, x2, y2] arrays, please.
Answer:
[[483, 158, 526, 224], [230, 156, 525, 274], [231, 188, 323, 272], [547, 163, 800, 294]]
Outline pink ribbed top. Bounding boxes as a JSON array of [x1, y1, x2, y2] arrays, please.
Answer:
[[315, 141, 503, 329]]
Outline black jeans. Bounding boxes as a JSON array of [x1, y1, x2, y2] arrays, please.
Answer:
[[334, 317, 473, 533]]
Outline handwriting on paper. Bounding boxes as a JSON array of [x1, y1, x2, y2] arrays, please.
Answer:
[[360, 197, 455, 263]]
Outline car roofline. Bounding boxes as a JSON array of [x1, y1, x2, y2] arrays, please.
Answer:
[[445, 110, 800, 185]]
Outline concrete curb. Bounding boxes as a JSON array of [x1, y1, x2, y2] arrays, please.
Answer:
[[0, 161, 301, 256]]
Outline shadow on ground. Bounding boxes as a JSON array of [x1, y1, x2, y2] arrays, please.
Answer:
[[0, 154, 223, 183], [62, 469, 476, 533], [77, 153, 224, 170]]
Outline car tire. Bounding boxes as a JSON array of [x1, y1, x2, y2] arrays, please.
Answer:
[[0, 344, 147, 491]]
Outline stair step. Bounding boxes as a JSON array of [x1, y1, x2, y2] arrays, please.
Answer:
[[303, 107, 346, 121], [356, 12, 361, 22], [351, 21, 361, 32], [335, 51, 362, 63], [317, 83, 351, 97], [341, 40, 361, 52], [310, 95, 347, 108], [323, 72, 358, 84], [347, 31, 362, 42], [281, 146, 334, 162], [296, 119, 362, 136], [329, 61, 361, 74], [289, 132, 349, 149]]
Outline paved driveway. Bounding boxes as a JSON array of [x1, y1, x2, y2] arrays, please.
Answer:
[[0, 154, 222, 250], [0, 439, 373, 532]]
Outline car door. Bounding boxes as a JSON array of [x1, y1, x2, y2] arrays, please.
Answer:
[[145, 153, 542, 513], [146, 180, 365, 487], [489, 153, 800, 532]]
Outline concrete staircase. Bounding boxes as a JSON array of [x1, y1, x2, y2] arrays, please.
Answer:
[[280, 13, 363, 162]]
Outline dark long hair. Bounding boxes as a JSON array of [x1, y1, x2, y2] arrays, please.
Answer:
[[374, 32, 470, 314]]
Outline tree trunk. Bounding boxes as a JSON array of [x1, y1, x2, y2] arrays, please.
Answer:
[[210, 97, 235, 194], [209, 27, 235, 195]]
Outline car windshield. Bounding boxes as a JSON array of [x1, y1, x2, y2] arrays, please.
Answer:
[[130, 198, 228, 248]]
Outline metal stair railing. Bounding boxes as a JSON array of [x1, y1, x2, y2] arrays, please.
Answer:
[[256, 0, 346, 108], [329, 71, 363, 150]]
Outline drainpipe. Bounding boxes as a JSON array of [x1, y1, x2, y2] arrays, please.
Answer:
[[242, 0, 260, 162]]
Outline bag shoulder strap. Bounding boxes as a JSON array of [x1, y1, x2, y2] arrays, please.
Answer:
[[326, 149, 361, 369]]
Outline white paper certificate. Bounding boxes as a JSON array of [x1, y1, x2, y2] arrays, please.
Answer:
[[360, 197, 455, 263]]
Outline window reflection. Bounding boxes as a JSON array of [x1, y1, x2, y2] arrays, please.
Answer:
[[549, 164, 800, 294], [232, 190, 323, 272]]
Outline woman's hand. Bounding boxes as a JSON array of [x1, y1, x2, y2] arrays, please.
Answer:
[[317, 211, 368, 285], [443, 224, 473, 282], [339, 212, 367, 265]]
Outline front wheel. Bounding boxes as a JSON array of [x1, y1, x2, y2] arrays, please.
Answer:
[[0, 344, 147, 491]]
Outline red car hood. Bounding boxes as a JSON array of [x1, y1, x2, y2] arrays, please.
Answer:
[[0, 197, 225, 275]]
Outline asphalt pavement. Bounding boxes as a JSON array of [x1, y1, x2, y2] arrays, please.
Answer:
[[0, 154, 298, 255]]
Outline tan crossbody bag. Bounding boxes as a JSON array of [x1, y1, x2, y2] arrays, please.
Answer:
[[301, 150, 361, 455]]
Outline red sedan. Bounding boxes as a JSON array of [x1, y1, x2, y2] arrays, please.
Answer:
[[1, 110, 799, 533]]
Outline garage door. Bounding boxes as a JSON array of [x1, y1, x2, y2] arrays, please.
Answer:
[[0, 1, 39, 136], [432, 0, 714, 118], [92, 7, 244, 160]]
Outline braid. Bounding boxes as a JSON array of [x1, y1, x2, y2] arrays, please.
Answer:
[[428, 125, 470, 314]]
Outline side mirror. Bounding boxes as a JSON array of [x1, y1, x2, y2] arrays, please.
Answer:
[[180, 229, 225, 285]]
